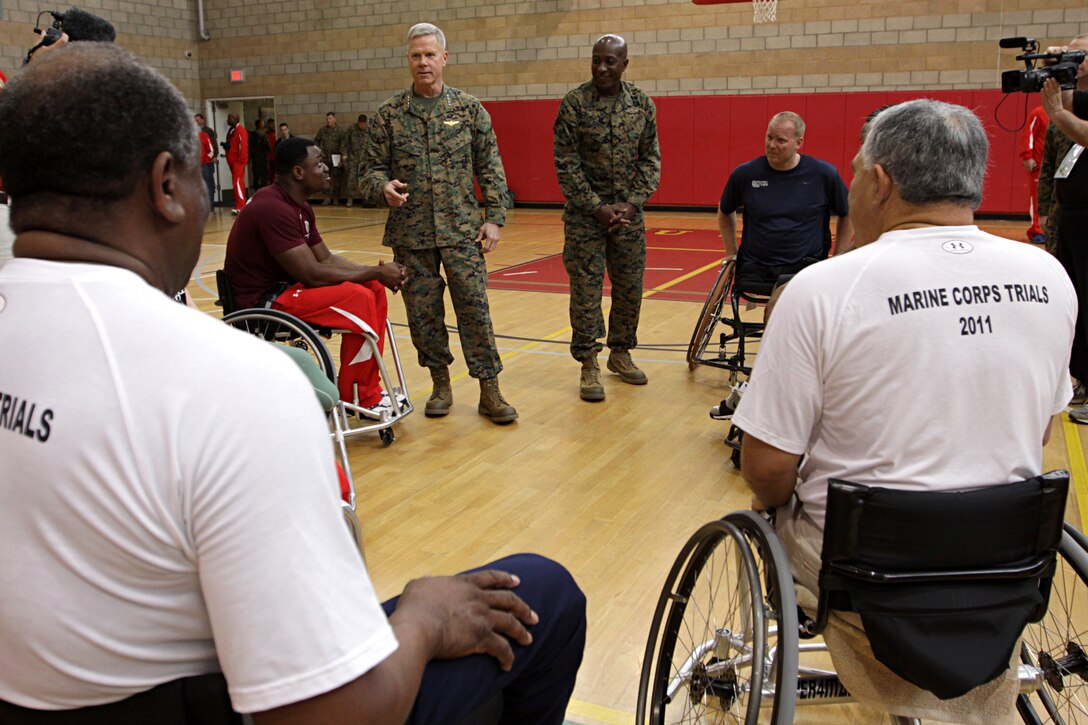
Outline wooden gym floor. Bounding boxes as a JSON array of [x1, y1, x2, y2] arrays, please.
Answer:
[[187, 206, 1088, 725]]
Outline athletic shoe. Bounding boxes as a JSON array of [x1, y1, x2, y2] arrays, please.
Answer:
[[1030, 233, 1046, 245], [710, 381, 748, 420], [1070, 406, 1088, 425], [1072, 381, 1088, 407]]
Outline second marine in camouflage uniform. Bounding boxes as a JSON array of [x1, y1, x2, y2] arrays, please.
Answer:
[[344, 114, 369, 206], [361, 22, 517, 423], [554, 34, 661, 400], [314, 112, 346, 204]]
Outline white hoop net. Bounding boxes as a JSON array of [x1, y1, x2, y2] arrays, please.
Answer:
[[753, 0, 777, 23]]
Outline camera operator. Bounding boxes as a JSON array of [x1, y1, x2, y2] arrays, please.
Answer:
[[1042, 76, 1088, 145], [1038, 34, 1088, 256], [1, 8, 117, 270], [1041, 46, 1088, 413]]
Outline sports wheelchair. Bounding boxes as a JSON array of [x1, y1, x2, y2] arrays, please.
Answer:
[[637, 471, 1088, 724], [688, 258, 786, 469], [687, 259, 774, 378], [216, 270, 413, 447]]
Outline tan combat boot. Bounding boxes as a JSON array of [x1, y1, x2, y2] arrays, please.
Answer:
[[579, 358, 605, 401], [478, 377, 518, 424], [425, 367, 453, 417], [607, 349, 648, 385]]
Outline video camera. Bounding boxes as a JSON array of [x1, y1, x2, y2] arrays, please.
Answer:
[[1000, 37, 1084, 93], [24, 7, 116, 64]]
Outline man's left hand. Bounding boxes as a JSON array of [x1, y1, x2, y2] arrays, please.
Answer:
[[27, 30, 68, 63], [477, 222, 502, 252], [1041, 77, 1070, 117], [608, 203, 637, 232], [376, 259, 409, 292]]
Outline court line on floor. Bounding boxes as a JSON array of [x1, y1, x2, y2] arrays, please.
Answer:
[[1062, 412, 1088, 532], [433, 260, 722, 392], [565, 698, 630, 724]]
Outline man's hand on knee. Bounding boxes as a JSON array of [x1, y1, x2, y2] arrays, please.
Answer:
[[397, 569, 538, 671]]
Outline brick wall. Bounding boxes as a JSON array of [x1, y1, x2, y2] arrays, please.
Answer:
[[5, 0, 1078, 131], [0, 0, 1082, 210]]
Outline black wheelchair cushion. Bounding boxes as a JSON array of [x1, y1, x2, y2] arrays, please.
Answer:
[[818, 472, 1068, 700]]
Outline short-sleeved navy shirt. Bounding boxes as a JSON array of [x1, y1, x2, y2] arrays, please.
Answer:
[[719, 155, 849, 266]]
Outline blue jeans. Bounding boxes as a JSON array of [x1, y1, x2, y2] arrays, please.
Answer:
[[202, 163, 216, 207]]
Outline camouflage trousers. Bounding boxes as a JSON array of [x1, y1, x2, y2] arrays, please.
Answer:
[[345, 164, 361, 199], [1045, 201, 1061, 255], [327, 166, 345, 201], [563, 214, 646, 361], [394, 243, 503, 379]]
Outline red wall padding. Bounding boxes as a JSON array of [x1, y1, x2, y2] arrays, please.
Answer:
[[485, 89, 1035, 215]]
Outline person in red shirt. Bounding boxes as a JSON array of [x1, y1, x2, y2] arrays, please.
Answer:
[[224, 136, 408, 408], [225, 112, 248, 215], [1020, 104, 1048, 243], [195, 115, 216, 208]]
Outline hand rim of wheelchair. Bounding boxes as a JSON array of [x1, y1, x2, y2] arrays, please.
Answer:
[[637, 510, 799, 724], [686, 258, 734, 371], [640, 515, 1088, 723]]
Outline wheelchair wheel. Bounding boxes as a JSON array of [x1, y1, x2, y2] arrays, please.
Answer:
[[223, 308, 336, 385], [724, 511, 799, 724], [638, 514, 797, 724], [1018, 526, 1088, 724], [687, 259, 734, 371]]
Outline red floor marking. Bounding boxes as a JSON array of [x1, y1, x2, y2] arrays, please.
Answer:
[[488, 228, 724, 301]]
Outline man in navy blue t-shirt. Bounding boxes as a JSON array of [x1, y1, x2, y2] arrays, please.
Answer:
[[718, 111, 851, 288]]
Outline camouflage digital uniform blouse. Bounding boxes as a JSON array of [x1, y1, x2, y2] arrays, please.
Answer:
[[553, 79, 660, 220], [360, 86, 509, 249]]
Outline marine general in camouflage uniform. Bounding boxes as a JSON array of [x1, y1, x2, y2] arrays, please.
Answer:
[[344, 113, 369, 207], [553, 34, 660, 402], [314, 111, 345, 205], [360, 22, 517, 424]]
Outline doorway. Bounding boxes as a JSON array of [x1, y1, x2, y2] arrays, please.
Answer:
[[207, 97, 275, 208]]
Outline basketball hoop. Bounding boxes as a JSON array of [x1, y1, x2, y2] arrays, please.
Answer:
[[752, 0, 777, 23]]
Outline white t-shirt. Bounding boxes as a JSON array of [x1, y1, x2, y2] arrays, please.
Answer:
[[733, 226, 1076, 529], [0, 260, 398, 713]]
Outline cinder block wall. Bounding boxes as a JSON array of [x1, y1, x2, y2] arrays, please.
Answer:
[[4, 0, 1079, 130], [0, 0, 1082, 210]]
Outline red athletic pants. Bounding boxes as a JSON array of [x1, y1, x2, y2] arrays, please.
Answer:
[[229, 163, 247, 211], [273, 281, 388, 406], [1027, 169, 1042, 238]]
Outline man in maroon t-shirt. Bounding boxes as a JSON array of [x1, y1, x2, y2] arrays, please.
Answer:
[[225, 136, 408, 407]]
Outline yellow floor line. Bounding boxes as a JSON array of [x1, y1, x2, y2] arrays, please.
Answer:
[[643, 258, 724, 297], [1063, 412, 1088, 532], [566, 698, 632, 724]]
